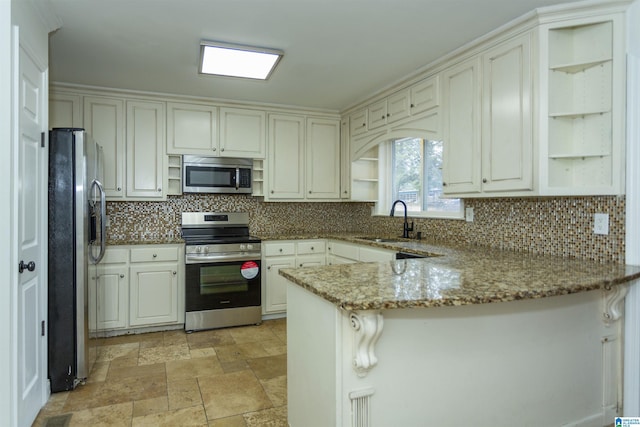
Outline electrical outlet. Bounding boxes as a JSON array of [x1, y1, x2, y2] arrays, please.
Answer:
[[465, 207, 474, 222], [594, 213, 609, 235]]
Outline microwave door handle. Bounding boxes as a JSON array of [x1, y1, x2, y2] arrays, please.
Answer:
[[235, 168, 240, 190]]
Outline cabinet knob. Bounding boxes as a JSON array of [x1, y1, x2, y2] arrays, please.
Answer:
[[221, 148, 225, 152], [271, 190, 274, 194], [482, 178, 487, 183], [212, 147, 217, 151], [343, 190, 347, 194], [299, 264, 303, 267], [117, 187, 122, 191], [310, 247, 314, 251], [308, 190, 312, 194], [172, 271, 177, 275], [361, 123, 366, 127], [443, 182, 447, 187], [386, 113, 390, 117], [153, 253, 157, 258], [157, 188, 161, 192], [279, 248, 283, 252], [119, 274, 124, 278], [267, 266, 272, 270], [410, 103, 415, 108]]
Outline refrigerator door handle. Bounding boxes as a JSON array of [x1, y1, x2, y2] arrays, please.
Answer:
[[89, 179, 107, 264]]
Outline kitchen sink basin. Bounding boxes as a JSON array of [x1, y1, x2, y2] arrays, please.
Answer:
[[356, 237, 405, 243]]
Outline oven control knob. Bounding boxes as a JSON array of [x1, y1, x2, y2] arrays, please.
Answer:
[[195, 246, 202, 253], [247, 244, 253, 250], [203, 246, 209, 254], [240, 244, 247, 250]]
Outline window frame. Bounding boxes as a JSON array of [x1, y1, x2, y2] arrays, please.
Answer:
[[375, 139, 464, 220]]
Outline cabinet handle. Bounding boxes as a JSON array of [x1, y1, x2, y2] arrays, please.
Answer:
[[119, 274, 124, 278], [482, 178, 487, 183], [153, 253, 157, 258]]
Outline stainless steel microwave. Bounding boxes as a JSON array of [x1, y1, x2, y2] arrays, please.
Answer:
[[182, 155, 252, 194]]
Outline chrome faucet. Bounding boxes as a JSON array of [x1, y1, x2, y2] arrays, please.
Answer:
[[390, 200, 413, 239]]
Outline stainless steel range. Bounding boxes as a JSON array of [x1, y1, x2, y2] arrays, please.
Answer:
[[181, 212, 262, 331]]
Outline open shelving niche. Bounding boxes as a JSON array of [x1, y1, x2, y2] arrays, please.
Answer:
[[252, 159, 265, 197], [167, 155, 182, 195], [350, 146, 380, 202], [545, 20, 616, 191]]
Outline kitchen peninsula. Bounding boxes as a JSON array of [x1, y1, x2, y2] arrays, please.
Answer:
[[280, 240, 640, 427]]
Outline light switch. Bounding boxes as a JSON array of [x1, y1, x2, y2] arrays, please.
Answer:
[[465, 207, 474, 222]]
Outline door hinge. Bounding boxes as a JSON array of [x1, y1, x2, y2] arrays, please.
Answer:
[[40, 132, 45, 148], [41, 320, 45, 336]]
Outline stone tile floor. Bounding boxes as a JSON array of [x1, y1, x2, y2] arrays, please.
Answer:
[[33, 319, 288, 427]]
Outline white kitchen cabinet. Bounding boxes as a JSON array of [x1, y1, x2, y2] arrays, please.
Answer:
[[90, 244, 184, 334], [340, 118, 351, 199], [409, 75, 440, 115], [368, 91, 410, 130], [262, 240, 327, 315], [219, 107, 266, 159], [349, 109, 367, 137], [267, 114, 305, 200], [327, 240, 395, 264], [126, 100, 165, 199], [49, 92, 81, 128], [441, 57, 482, 194], [166, 102, 218, 155], [306, 118, 341, 199], [264, 256, 295, 314], [95, 265, 128, 330], [266, 114, 341, 201], [480, 32, 533, 193], [129, 263, 179, 327], [83, 96, 125, 198], [442, 33, 533, 196]]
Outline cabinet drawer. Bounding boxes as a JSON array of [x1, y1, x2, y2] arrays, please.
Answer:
[[130, 247, 179, 263], [328, 241, 359, 261], [102, 248, 129, 264], [297, 240, 326, 255], [264, 242, 296, 257]]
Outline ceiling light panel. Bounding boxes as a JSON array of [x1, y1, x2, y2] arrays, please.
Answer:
[[199, 41, 283, 80]]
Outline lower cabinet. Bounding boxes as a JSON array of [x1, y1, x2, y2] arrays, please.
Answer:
[[262, 240, 326, 315], [91, 243, 184, 333], [262, 239, 396, 315]]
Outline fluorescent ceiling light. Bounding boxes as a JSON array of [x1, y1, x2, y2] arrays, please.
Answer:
[[199, 41, 283, 80]]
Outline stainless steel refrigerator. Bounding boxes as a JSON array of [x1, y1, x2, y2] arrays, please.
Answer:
[[48, 128, 106, 392]]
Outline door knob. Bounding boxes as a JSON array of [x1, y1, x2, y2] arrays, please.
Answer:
[[18, 260, 36, 274]]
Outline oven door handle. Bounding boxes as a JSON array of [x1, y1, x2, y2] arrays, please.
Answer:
[[186, 253, 261, 264]]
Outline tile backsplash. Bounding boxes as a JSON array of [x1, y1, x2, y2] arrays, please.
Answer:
[[106, 194, 625, 264]]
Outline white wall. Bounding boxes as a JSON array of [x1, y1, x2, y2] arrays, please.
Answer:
[[624, 0, 640, 417]]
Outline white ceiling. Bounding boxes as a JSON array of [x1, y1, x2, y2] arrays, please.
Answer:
[[48, 0, 580, 112]]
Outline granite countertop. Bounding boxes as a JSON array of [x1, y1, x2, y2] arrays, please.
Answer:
[[276, 235, 640, 311]]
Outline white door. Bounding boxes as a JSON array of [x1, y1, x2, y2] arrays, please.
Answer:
[[17, 45, 47, 426]]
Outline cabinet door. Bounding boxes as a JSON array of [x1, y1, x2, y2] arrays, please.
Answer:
[[306, 118, 340, 199], [268, 114, 305, 199], [441, 57, 482, 194], [340, 118, 351, 199], [358, 246, 395, 262], [49, 92, 81, 128], [387, 90, 410, 124], [349, 109, 367, 137], [219, 108, 266, 158], [126, 101, 165, 199], [410, 75, 440, 114], [264, 256, 295, 314], [367, 99, 387, 130], [166, 102, 218, 155], [482, 33, 533, 193], [84, 96, 125, 198], [129, 264, 179, 326], [297, 254, 326, 268], [95, 265, 128, 330]]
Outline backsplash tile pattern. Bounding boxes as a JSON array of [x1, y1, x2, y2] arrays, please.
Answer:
[[106, 195, 625, 264]]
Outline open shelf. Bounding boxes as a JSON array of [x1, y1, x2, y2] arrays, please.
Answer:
[[167, 155, 182, 195], [252, 159, 264, 197], [350, 146, 379, 201]]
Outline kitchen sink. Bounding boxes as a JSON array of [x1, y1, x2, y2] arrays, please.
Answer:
[[356, 237, 405, 243]]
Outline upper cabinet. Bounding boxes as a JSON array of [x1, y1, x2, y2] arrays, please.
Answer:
[[266, 114, 341, 201], [166, 103, 266, 159], [49, 92, 81, 128], [83, 96, 126, 199], [166, 102, 217, 155], [442, 33, 533, 196]]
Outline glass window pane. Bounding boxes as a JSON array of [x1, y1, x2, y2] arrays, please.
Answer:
[[424, 140, 461, 213], [392, 137, 423, 213]]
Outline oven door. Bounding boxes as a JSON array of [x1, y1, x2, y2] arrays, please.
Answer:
[[185, 259, 261, 312]]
